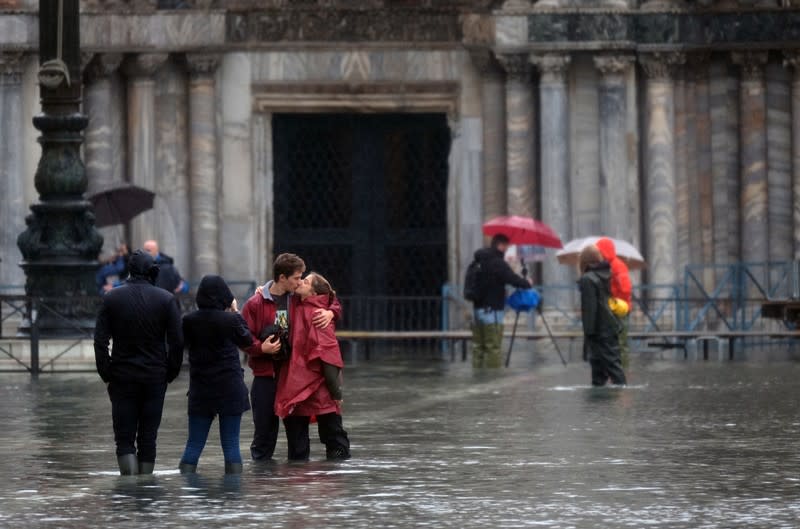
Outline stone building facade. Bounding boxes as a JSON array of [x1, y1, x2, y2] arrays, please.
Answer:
[[1, 0, 799, 303]]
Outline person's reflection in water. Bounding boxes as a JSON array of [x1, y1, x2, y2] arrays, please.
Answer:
[[109, 475, 166, 513], [584, 385, 625, 403]]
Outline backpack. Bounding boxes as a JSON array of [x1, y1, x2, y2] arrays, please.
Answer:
[[464, 259, 487, 303]]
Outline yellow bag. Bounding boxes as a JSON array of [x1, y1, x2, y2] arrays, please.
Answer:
[[608, 297, 629, 317]]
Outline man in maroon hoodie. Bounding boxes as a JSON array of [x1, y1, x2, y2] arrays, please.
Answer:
[[240, 253, 342, 461]]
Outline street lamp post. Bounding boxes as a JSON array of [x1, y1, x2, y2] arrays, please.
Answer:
[[17, 0, 103, 335]]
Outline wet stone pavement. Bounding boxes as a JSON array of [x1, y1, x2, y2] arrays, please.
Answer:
[[0, 357, 799, 528]]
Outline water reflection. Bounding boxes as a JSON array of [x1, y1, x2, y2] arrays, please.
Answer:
[[0, 360, 799, 527]]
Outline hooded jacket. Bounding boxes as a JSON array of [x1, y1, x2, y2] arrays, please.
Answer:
[[274, 294, 344, 418], [182, 275, 252, 416], [595, 238, 632, 304], [578, 261, 618, 338], [94, 251, 184, 384], [473, 246, 530, 310]]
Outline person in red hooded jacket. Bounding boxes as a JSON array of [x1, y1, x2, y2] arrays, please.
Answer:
[[275, 271, 350, 461], [595, 238, 632, 369]]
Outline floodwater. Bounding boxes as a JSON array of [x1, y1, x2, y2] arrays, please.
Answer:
[[1, 357, 799, 528]]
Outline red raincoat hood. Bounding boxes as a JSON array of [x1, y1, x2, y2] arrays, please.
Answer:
[[595, 238, 617, 262]]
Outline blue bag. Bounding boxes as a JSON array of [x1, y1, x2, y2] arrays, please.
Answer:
[[507, 288, 540, 312]]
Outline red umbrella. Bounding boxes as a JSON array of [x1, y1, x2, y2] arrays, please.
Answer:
[[482, 215, 563, 249]]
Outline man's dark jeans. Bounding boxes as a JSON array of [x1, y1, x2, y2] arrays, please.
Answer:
[[250, 375, 279, 460], [107, 380, 168, 463]]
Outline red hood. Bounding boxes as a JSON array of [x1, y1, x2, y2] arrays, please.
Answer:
[[596, 238, 617, 261], [298, 294, 331, 309]]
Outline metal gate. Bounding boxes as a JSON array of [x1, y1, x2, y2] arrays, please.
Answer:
[[273, 113, 450, 330]]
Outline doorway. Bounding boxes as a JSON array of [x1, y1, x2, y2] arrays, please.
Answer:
[[272, 113, 450, 329]]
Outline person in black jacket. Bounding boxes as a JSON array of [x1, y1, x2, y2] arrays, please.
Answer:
[[94, 250, 184, 475], [471, 234, 531, 368], [578, 244, 626, 386], [178, 275, 253, 475]]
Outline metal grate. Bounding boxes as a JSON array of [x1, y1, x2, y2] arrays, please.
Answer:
[[273, 113, 450, 330]]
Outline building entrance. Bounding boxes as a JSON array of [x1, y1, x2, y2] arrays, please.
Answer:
[[272, 113, 450, 330]]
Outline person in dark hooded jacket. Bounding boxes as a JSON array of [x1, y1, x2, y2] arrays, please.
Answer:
[[178, 275, 253, 474], [471, 234, 531, 368], [94, 249, 184, 475], [578, 244, 626, 386]]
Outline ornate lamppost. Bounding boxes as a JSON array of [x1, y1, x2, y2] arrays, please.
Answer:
[[17, 0, 103, 335]]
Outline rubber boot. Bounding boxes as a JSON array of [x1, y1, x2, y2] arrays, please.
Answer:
[[325, 445, 351, 460], [224, 462, 243, 474], [178, 462, 197, 474], [138, 461, 155, 475], [117, 454, 139, 476]]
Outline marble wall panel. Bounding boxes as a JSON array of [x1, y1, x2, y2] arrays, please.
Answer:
[[80, 12, 225, 50]]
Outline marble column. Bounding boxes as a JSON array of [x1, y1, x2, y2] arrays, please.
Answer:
[[674, 65, 689, 271], [187, 53, 221, 278], [84, 53, 124, 253], [594, 54, 634, 241], [122, 53, 168, 249], [710, 60, 740, 266], [786, 52, 800, 260], [689, 54, 714, 279], [732, 52, 769, 264], [471, 50, 507, 221], [640, 53, 683, 288], [155, 59, 191, 272], [765, 61, 793, 268], [0, 52, 26, 288], [532, 53, 571, 296], [497, 53, 537, 219]]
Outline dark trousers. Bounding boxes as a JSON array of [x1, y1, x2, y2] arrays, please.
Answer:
[[180, 414, 243, 466], [107, 380, 168, 463], [587, 336, 627, 386], [250, 376, 279, 460], [283, 413, 351, 460]]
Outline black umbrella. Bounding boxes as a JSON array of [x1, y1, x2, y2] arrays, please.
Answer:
[[88, 184, 156, 228]]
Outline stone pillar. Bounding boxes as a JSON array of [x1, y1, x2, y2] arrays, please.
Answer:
[[689, 54, 714, 279], [532, 53, 571, 296], [594, 54, 634, 240], [122, 53, 167, 249], [640, 53, 683, 288], [765, 60, 793, 268], [471, 50, 507, 221], [186, 53, 221, 278], [710, 59, 740, 266], [732, 52, 769, 264], [497, 53, 537, 219], [84, 53, 124, 253], [786, 52, 800, 260], [674, 63, 689, 271], [154, 60, 191, 274], [0, 52, 26, 288]]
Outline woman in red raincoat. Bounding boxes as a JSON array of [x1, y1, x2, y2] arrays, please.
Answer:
[[274, 272, 351, 460]]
